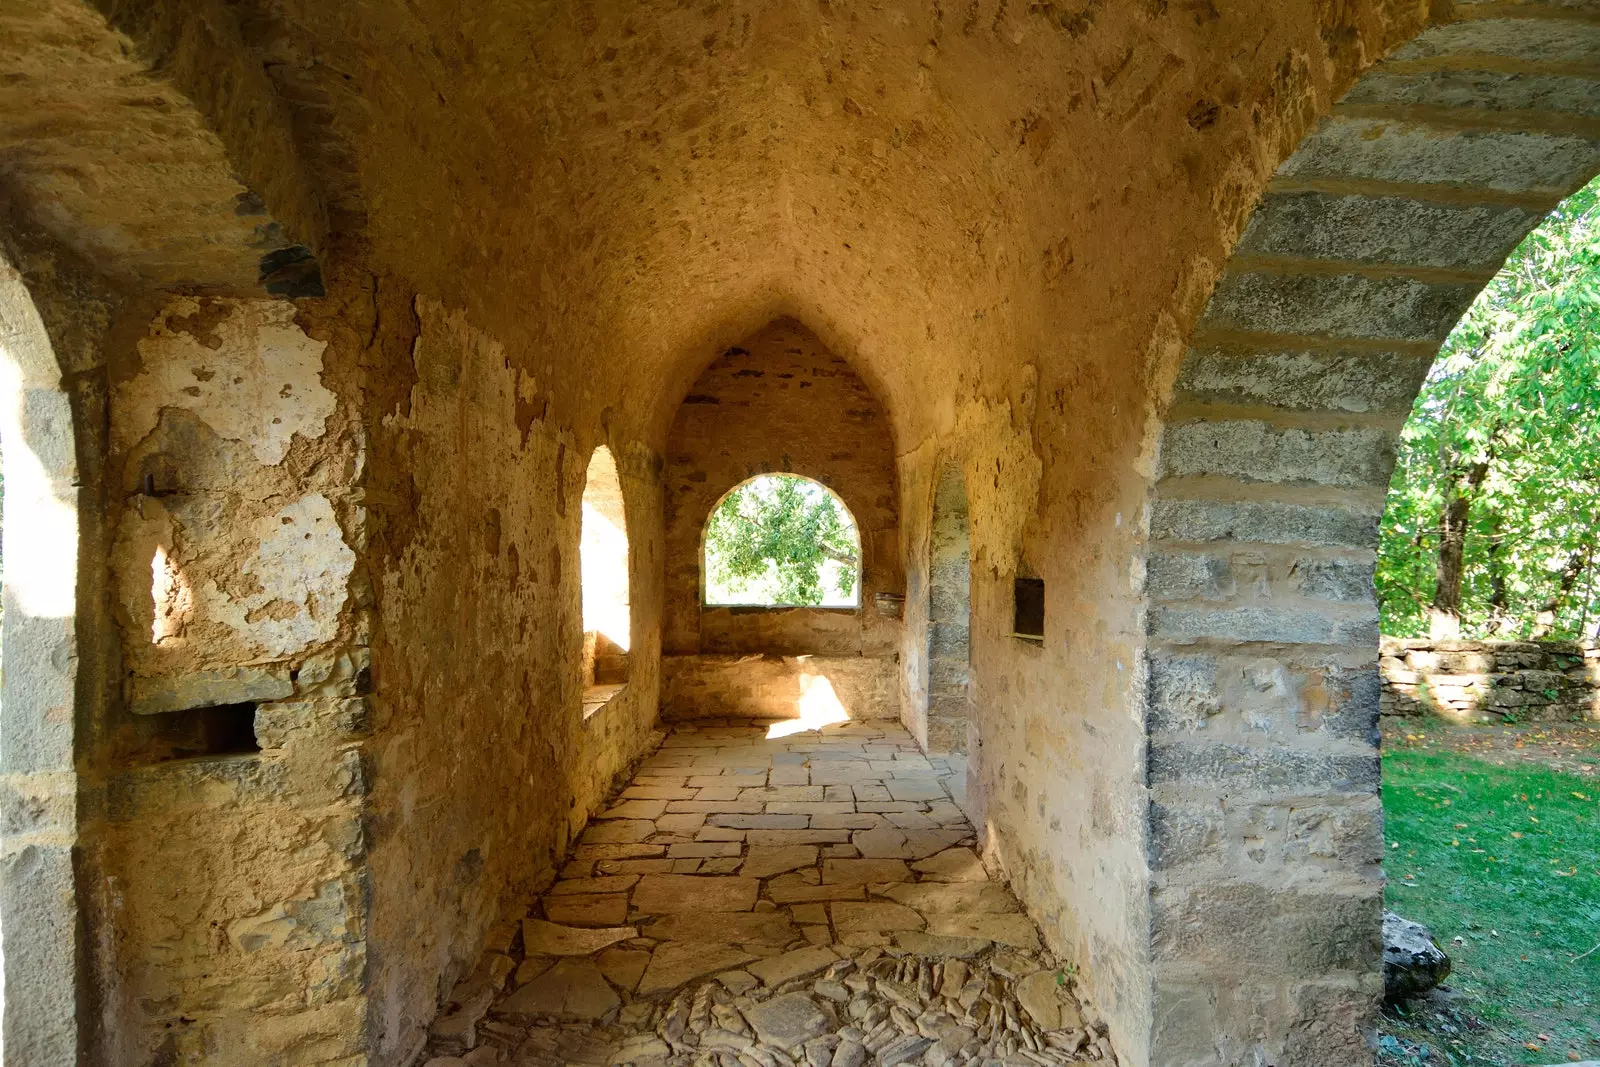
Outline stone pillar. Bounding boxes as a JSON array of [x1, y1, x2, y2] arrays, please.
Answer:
[[0, 262, 90, 1066]]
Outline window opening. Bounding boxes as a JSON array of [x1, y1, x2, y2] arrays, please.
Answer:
[[1013, 576, 1044, 642], [704, 474, 861, 607], [580, 446, 630, 714]]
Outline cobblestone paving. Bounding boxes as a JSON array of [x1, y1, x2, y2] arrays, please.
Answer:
[[423, 721, 1118, 1067]]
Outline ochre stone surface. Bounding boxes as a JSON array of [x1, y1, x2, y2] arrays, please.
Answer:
[[5, 1, 1599, 1066]]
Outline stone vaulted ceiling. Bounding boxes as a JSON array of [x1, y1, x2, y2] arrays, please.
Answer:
[[3, 0, 1429, 445]]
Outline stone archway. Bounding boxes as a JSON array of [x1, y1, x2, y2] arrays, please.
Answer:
[[925, 461, 972, 756], [1143, 9, 1600, 1065], [0, 255, 84, 1066]]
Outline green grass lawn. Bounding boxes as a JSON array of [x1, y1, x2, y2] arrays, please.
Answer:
[[1382, 747, 1600, 1065]]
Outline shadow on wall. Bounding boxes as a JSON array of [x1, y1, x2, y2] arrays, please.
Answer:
[[1380, 636, 1600, 724]]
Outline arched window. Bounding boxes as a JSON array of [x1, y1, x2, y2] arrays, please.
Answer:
[[703, 474, 861, 607], [580, 446, 630, 708]]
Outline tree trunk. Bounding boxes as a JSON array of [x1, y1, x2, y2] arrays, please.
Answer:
[[1429, 457, 1491, 638], [1531, 547, 1590, 639], [1484, 511, 1511, 635]]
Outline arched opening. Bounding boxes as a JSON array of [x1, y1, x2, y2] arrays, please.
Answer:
[[0, 261, 83, 1063], [925, 461, 972, 755], [703, 473, 861, 608], [1144, 10, 1600, 1062], [579, 444, 630, 715], [658, 318, 904, 724]]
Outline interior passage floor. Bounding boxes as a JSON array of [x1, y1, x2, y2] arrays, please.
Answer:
[[423, 720, 1117, 1067]]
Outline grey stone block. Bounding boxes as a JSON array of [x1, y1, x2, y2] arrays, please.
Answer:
[[1161, 420, 1396, 488], [1291, 558, 1375, 602], [1343, 70, 1600, 118], [1175, 346, 1431, 415], [1150, 499, 1379, 548], [1145, 652, 1221, 731], [1148, 605, 1363, 645], [129, 666, 294, 716], [1147, 741, 1381, 793], [1146, 552, 1237, 602], [1279, 116, 1600, 195], [1152, 882, 1381, 973], [1390, 17, 1600, 65], [1206, 270, 1480, 342], [1238, 191, 1540, 271]]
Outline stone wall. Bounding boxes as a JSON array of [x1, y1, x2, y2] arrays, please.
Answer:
[[90, 294, 372, 1066], [661, 654, 899, 722], [359, 294, 664, 1064], [662, 318, 903, 722], [1381, 638, 1600, 723]]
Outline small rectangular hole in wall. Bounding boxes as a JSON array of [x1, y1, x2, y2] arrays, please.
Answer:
[[1013, 577, 1045, 642], [129, 702, 262, 766]]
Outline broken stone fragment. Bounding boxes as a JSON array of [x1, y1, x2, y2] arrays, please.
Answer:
[[1383, 910, 1451, 1001], [496, 958, 620, 1021], [747, 945, 838, 987], [520, 918, 637, 955], [642, 911, 798, 945], [631, 874, 759, 913], [741, 992, 832, 1050], [830, 902, 925, 934], [893, 931, 991, 958], [909, 848, 987, 882], [637, 942, 759, 996]]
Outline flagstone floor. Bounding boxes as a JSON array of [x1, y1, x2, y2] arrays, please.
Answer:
[[422, 719, 1117, 1067]]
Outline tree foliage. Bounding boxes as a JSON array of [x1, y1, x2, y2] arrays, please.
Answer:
[[1378, 175, 1600, 639], [704, 474, 860, 606]]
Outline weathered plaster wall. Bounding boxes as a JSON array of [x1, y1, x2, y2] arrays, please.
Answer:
[[89, 295, 371, 1067], [361, 295, 664, 1064]]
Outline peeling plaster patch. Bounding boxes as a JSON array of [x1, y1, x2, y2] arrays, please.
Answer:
[[120, 297, 335, 465], [202, 494, 355, 656]]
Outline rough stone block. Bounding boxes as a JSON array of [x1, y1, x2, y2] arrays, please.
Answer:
[[1176, 345, 1431, 415], [1206, 270, 1479, 342], [1237, 191, 1541, 271], [1145, 552, 1237, 602], [1390, 17, 1600, 65], [1279, 116, 1600, 196], [1290, 558, 1374, 603], [1148, 741, 1380, 794], [1152, 881, 1381, 973], [1145, 652, 1222, 731], [1148, 604, 1378, 647], [1344, 70, 1600, 119], [1151, 498, 1379, 548], [129, 665, 294, 716], [1161, 420, 1395, 488]]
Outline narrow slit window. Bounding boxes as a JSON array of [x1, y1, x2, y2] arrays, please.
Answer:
[[1013, 576, 1045, 642], [580, 445, 631, 712]]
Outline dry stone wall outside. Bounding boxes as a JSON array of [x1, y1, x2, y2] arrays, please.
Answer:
[[1380, 638, 1600, 723]]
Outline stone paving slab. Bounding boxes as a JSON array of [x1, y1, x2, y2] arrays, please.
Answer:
[[421, 720, 1118, 1067]]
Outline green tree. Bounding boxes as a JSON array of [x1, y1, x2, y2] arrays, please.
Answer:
[[1378, 175, 1600, 639], [704, 474, 860, 606]]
